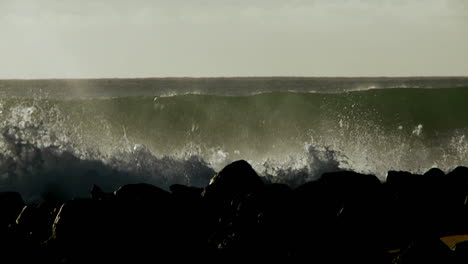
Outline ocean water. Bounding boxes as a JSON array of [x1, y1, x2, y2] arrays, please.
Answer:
[[1, 77, 468, 201]]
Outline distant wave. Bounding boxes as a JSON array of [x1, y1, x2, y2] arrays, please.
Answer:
[[1, 77, 468, 98]]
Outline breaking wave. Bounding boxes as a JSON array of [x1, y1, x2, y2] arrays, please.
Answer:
[[1, 85, 468, 201]]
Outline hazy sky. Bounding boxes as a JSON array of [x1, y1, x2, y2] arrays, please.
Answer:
[[1, 0, 467, 78]]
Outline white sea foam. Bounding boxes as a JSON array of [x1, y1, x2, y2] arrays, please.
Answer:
[[0, 104, 214, 202], [412, 124, 423, 136], [1, 92, 468, 202]]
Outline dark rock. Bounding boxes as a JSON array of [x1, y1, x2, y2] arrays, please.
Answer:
[[212, 183, 293, 259], [1, 161, 467, 262], [169, 184, 208, 260], [446, 167, 468, 219], [114, 183, 171, 204], [111, 183, 178, 261], [170, 184, 203, 197], [386, 171, 423, 187], [15, 202, 58, 244], [45, 198, 113, 263], [447, 166, 468, 183], [454, 241, 468, 264], [0, 192, 24, 229], [90, 184, 113, 201], [0, 192, 25, 263], [289, 179, 333, 259], [51, 199, 104, 243], [424, 167, 446, 178], [290, 171, 388, 262], [385, 171, 428, 230], [202, 160, 263, 202], [396, 235, 456, 264], [201, 160, 264, 258]]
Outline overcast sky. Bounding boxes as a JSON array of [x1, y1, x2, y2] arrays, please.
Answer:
[[1, 0, 467, 78]]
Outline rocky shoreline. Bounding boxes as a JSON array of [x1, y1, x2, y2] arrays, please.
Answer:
[[1, 160, 467, 263]]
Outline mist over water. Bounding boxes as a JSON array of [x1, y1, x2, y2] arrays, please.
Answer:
[[1, 77, 468, 201]]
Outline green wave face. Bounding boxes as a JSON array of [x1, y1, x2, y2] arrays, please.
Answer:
[[1, 87, 468, 179]]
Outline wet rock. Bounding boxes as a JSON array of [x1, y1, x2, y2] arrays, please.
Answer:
[[51, 198, 104, 243], [396, 235, 456, 264], [0, 192, 24, 229], [201, 160, 264, 256], [46, 198, 115, 263], [202, 160, 263, 199], [0, 160, 467, 262], [15, 202, 58, 244], [213, 184, 293, 259], [0, 192, 25, 262]]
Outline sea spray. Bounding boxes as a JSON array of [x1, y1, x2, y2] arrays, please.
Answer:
[[1, 78, 468, 200]]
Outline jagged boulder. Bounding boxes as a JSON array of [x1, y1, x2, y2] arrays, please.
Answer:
[[202, 160, 263, 203]]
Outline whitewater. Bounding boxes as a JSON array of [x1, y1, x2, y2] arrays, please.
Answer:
[[1, 77, 468, 201]]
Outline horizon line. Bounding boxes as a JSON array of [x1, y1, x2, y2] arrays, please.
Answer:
[[2, 75, 468, 81]]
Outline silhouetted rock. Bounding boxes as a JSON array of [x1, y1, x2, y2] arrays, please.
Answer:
[[212, 183, 293, 259], [0, 192, 25, 262], [446, 166, 468, 219], [396, 235, 456, 264], [0, 160, 467, 262], [289, 171, 388, 263], [168, 184, 209, 260], [0, 192, 24, 229], [111, 183, 177, 261], [424, 167, 446, 178], [90, 184, 113, 201], [15, 202, 58, 244], [46, 198, 114, 263], [447, 166, 468, 183], [114, 183, 171, 204], [201, 160, 265, 258], [170, 184, 203, 198], [202, 160, 263, 202], [386, 170, 423, 187], [454, 241, 468, 264], [51, 199, 102, 242], [384, 171, 431, 238]]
